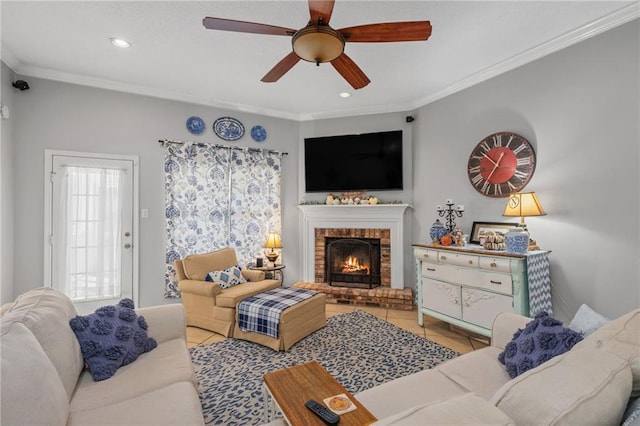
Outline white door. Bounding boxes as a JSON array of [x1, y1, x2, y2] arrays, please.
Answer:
[[45, 151, 138, 313]]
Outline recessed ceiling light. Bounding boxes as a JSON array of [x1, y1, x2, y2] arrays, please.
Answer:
[[339, 92, 351, 98], [109, 37, 131, 48]]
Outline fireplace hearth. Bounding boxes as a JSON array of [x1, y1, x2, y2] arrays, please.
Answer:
[[326, 237, 381, 288]]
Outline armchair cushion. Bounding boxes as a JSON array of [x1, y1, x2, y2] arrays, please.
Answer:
[[206, 265, 246, 289], [182, 248, 239, 281]]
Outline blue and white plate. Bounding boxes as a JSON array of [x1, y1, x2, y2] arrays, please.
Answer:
[[213, 117, 244, 141], [186, 116, 205, 135], [251, 125, 267, 142]]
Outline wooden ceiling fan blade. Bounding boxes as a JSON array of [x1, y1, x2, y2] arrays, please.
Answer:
[[308, 0, 335, 25], [339, 21, 432, 42], [261, 52, 301, 83], [203, 17, 295, 36], [331, 54, 370, 90]]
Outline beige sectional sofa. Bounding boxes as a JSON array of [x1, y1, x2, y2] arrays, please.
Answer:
[[175, 247, 280, 336], [355, 309, 639, 425], [1, 287, 204, 426]]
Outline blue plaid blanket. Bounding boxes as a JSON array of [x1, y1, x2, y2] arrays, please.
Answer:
[[237, 287, 318, 338]]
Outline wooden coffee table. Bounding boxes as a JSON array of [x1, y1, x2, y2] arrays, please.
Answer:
[[263, 360, 377, 425]]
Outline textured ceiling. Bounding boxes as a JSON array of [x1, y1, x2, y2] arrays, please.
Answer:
[[2, 1, 638, 120]]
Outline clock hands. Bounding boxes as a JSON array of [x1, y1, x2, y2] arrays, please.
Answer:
[[486, 152, 505, 182], [482, 152, 498, 166]]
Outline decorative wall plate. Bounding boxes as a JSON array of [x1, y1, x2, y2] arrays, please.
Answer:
[[213, 117, 244, 141], [251, 125, 267, 142], [186, 116, 205, 135]]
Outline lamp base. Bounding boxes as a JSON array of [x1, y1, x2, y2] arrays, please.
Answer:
[[264, 251, 279, 264]]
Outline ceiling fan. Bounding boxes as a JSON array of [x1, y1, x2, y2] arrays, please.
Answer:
[[203, 0, 432, 90]]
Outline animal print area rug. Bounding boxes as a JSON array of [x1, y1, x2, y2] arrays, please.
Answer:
[[189, 310, 459, 425]]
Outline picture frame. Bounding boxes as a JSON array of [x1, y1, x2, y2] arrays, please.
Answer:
[[469, 221, 519, 244]]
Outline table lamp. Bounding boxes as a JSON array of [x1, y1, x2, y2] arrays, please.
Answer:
[[503, 192, 546, 250], [263, 231, 282, 264]]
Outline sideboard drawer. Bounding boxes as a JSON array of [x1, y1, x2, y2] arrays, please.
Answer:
[[438, 252, 479, 268], [479, 257, 511, 273], [472, 272, 513, 296], [417, 249, 439, 263]]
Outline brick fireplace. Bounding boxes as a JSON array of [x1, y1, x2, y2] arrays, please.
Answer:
[[296, 204, 414, 309], [315, 228, 390, 288]]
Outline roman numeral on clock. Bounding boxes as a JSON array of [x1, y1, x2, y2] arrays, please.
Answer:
[[513, 143, 528, 155]]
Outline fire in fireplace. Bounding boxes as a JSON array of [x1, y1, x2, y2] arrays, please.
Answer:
[[325, 237, 381, 288]]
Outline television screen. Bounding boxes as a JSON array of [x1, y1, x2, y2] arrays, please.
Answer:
[[304, 130, 403, 192]]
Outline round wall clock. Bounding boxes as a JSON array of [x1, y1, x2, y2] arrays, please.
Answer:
[[467, 131, 536, 198]]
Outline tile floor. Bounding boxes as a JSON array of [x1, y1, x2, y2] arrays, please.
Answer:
[[186, 304, 490, 354]]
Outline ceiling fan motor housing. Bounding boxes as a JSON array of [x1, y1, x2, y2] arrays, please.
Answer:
[[292, 25, 345, 64]]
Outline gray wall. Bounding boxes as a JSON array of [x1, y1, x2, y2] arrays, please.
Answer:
[[0, 62, 15, 303], [412, 20, 639, 322], [4, 19, 639, 321], [8, 79, 298, 307]]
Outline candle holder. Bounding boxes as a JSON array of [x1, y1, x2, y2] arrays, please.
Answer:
[[436, 200, 464, 232]]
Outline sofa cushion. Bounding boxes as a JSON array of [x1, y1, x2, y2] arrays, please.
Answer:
[[0, 287, 83, 400], [68, 381, 204, 426], [498, 311, 583, 378], [1, 322, 69, 426], [437, 346, 512, 400], [206, 265, 247, 289], [70, 337, 196, 411], [372, 393, 515, 425], [574, 308, 640, 396], [70, 298, 158, 381], [492, 346, 632, 425], [183, 248, 238, 281], [569, 303, 610, 337], [215, 279, 281, 308], [355, 368, 469, 420]]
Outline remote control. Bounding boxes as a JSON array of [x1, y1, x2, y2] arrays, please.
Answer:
[[305, 399, 340, 425]]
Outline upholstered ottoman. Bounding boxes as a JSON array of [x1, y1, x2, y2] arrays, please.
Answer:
[[233, 289, 326, 351]]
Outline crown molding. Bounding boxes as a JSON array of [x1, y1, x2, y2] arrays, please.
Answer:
[[409, 2, 640, 110]]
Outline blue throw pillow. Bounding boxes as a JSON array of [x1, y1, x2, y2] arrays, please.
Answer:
[[498, 311, 583, 379], [205, 265, 247, 289], [69, 298, 157, 381]]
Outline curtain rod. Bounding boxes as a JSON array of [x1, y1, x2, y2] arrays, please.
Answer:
[[158, 139, 288, 156]]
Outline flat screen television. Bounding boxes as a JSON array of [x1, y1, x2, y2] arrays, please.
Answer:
[[304, 130, 403, 192]]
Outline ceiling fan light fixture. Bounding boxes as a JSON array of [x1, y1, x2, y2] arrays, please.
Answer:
[[292, 25, 344, 64]]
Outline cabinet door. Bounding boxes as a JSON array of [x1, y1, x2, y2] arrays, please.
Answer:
[[422, 278, 462, 319], [461, 288, 513, 329]]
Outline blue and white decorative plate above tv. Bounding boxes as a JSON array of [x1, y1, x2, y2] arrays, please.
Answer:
[[251, 125, 267, 142], [213, 117, 244, 141], [186, 116, 205, 135]]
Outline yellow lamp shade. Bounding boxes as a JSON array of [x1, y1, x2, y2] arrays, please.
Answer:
[[503, 192, 546, 225], [263, 231, 283, 249]]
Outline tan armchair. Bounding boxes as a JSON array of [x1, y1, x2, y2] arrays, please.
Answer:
[[174, 247, 280, 337]]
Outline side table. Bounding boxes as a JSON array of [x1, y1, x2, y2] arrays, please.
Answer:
[[250, 264, 285, 285], [263, 360, 377, 425]]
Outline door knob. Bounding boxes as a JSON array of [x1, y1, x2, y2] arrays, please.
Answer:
[[124, 243, 131, 249], [124, 232, 131, 237]]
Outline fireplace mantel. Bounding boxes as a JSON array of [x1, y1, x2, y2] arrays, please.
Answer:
[[298, 204, 412, 289]]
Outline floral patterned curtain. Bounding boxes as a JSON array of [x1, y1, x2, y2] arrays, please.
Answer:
[[163, 142, 282, 298]]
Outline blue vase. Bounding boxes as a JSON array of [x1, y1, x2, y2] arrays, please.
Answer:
[[505, 228, 529, 254], [429, 219, 448, 243]]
